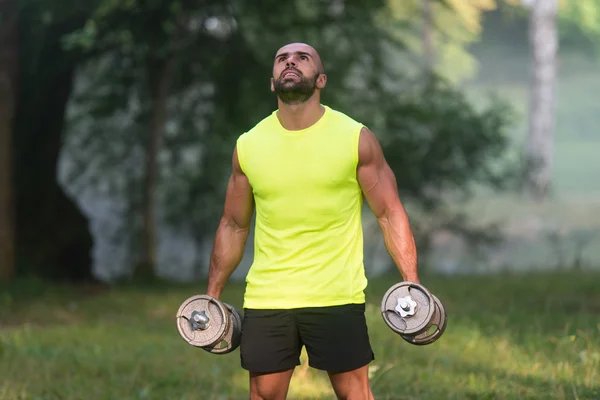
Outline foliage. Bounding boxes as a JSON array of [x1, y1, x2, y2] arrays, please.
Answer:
[[501, 0, 600, 57], [1, 271, 600, 398], [379, 78, 515, 205], [8, 0, 600, 281], [56, 0, 520, 278], [334, 71, 518, 257], [383, 0, 498, 83], [392, 0, 600, 83], [558, 0, 600, 57], [2, 0, 520, 280], [8, 0, 99, 281], [561, 0, 600, 35], [60, 2, 384, 280]]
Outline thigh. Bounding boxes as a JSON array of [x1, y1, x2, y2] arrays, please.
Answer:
[[240, 308, 302, 374], [296, 303, 375, 373]]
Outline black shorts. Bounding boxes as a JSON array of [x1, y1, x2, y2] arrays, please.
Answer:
[[240, 303, 375, 374]]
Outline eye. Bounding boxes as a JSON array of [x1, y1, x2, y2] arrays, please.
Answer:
[[278, 57, 286, 62], [300, 55, 308, 61]]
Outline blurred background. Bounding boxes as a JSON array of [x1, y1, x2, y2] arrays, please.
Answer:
[[1, 0, 600, 283], [1, 0, 599, 399]]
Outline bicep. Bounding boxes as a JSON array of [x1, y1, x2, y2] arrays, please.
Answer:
[[222, 146, 254, 229], [356, 127, 403, 218]]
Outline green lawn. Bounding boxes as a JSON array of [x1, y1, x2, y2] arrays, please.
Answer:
[[1, 272, 599, 400]]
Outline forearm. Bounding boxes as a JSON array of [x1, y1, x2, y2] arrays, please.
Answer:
[[206, 218, 250, 298], [377, 210, 419, 282]]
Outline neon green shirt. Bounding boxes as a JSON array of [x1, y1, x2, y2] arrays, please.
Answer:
[[237, 105, 367, 309]]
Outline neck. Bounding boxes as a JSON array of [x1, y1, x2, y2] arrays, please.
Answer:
[[276, 95, 325, 131]]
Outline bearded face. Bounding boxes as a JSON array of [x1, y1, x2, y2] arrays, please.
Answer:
[[272, 68, 319, 105]]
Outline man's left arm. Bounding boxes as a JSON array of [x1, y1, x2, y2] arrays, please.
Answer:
[[356, 127, 419, 283]]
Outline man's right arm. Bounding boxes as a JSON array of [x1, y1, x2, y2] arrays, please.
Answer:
[[206, 146, 254, 298]]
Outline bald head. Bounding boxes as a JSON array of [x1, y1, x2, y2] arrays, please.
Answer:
[[271, 42, 327, 104], [274, 42, 325, 74]]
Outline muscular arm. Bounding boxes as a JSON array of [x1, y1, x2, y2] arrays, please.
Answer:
[[357, 127, 419, 283], [206, 146, 254, 298]]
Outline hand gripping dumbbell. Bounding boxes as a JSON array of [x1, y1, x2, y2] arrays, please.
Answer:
[[381, 281, 447, 345], [175, 294, 242, 354]]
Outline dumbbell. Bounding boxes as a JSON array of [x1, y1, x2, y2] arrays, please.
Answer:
[[175, 294, 242, 354], [381, 281, 447, 345]]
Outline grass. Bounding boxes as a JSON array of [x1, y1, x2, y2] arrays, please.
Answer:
[[1, 272, 599, 400]]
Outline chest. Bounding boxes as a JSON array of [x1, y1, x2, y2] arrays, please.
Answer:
[[245, 132, 358, 198]]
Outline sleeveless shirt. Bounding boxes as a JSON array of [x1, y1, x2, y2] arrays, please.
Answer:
[[236, 105, 367, 309]]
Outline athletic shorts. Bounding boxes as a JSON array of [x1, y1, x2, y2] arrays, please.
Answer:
[[240, 303, 375, 374]]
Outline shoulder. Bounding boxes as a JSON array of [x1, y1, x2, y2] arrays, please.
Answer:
[[235, 111, 277, 173], [324, 106, 365, 131], [237, 110, 278, 143], [324, 106, 367, 160], [358, 126, 383, 167]]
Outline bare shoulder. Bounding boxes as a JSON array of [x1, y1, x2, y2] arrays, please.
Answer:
[[358, 126, 384, 166]]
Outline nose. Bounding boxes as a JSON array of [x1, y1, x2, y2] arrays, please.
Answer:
[[285, 55, 297, 68]]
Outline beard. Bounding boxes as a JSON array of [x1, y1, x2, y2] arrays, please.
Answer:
[[273, 70, 319, 105]]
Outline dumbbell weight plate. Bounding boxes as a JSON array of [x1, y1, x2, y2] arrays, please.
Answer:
[[401, 294, 447, 345], [203, 302, 243, 355], [381, 281, 436, 336], [176, 294, 229, 348], [229, 306, 243, 350]]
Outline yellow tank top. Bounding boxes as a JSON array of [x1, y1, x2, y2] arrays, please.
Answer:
[[236, 105, 367, 309]]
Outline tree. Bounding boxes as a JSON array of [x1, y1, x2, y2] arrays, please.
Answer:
[[138, 5, 188, 280], [63, 0, 235, 280], [522, 0, 558, 200], [0, 0, 18, 282], [11, 0, 95, 281], [558, 0, 600, 56], [496, 0, 600, 201], [422, 0, 434, 71], [62, 0, 397, 280], [58, 0, 516, 280], [384, 0, 498, 82]]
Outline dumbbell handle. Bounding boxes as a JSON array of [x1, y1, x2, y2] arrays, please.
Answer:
[[190, 310, 210, 330]]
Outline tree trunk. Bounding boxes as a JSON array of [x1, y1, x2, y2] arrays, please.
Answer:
[[13, 14, 94, 281], [422, 0, 435, 72], [0, 0, 18, 283], [525, 0, 558, 200], [136, 55, 175, 280]]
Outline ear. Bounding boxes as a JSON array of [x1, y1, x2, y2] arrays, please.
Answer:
[[270, 77, 275, 92], [316, 74, 327, 90]]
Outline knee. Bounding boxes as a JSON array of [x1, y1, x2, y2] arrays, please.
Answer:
[[332, 380, 373, 400], [335, 387, 372, 400], [249, 369, 294, 400], [250, 380, 286, 400]]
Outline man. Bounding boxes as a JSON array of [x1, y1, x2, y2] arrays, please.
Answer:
[[206, 42, 419, 400]]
